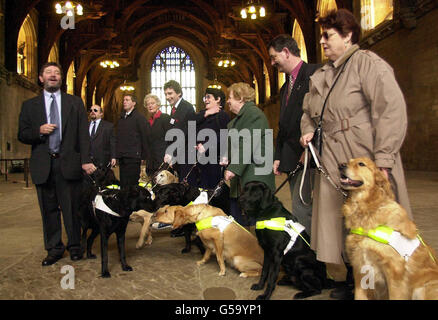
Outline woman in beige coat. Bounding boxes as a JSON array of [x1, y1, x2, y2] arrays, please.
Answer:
[[300, 9, 412, 299]]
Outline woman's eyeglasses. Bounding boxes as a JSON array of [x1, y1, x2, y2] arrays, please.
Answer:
[[321, 31, 337, 40]]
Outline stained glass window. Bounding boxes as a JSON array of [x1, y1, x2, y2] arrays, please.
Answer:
[[150, 46, 196, 114]]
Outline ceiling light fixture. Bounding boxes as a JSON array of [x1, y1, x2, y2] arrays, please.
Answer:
[[120, 80, 134, 91], [217, 52, 236, 68], [240, 0, 266, 20], [100, 59, 120, 69], [55, 1, 83, 16]]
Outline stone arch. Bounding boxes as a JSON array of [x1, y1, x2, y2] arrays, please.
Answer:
[[17, 12, 38, 82]]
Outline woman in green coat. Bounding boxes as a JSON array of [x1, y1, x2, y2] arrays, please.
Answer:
[[223, 82, 275, 226]]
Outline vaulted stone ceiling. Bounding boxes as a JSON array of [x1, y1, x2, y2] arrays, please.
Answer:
[[6, 0, 351, 115]]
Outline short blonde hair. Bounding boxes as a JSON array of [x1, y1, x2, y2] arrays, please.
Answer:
[[227, 82, 255, 102], [144, 94, 161, 107]]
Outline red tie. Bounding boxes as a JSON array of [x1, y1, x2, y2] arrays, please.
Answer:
[[286, 75, 294, 104], [172, 107, 176, 115]]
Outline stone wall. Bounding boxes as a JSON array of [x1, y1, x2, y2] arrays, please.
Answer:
[[0, 69, 40, 161], [362, 8, 438, 170]]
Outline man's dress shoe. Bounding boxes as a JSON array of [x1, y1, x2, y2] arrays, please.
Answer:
[[42, 255, 63, 266], [70, 253, 83, 261]]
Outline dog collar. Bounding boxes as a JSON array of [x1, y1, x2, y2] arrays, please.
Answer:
[[93, 194, 121, 217], [256, 217, 306, 255], [350, 226, 420, 261], [105, 184, 120, 190], [138, 182, 153, 189], [196, 216, 234, 233]]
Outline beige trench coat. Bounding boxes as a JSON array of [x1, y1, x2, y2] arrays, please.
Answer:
[[301, 44, 412, 265]]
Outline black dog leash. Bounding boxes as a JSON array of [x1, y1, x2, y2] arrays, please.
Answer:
[[183, 161, 198, 183], [273, 163, 303, 195]]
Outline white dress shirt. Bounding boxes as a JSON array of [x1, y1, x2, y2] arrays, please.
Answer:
[[89, 118, 102, 136]]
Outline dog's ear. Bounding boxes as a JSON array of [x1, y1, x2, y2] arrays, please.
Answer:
[[260, 183, 274, 210], [173, 209, 186, 229], [374, 167, 395, 199]]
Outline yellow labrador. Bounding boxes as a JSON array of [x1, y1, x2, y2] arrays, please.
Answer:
[[155, 204, 263, 277]]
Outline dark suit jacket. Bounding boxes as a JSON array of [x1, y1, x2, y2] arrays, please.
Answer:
[[275, 62, 320, 172], [116, 108, 151, 161], [18, 92, 91, 184], [89, 119, 116, 167], [171, 98, 195, 131], [169, 98, 195, 161], [147, 112, 172, 171]]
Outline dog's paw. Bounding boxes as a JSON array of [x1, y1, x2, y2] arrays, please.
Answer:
[[101, 271, 111, 278], [86, 253, 97, 259], [135, 241, 145, 249], [293, 290, 320, 299], [251, 283, 264, 291], [181, 247, 191, 254], [145, 236, 153, 246], [218, 270, 226, 276], [122, 265, 133, 272], [277, 277, 293, 286], [239, 272, 248, 278], [256, 294, 268, 300], [197, 260, 205, 266]]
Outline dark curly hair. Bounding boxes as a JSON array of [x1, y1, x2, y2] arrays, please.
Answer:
[[318, 9, 361, 44], [205, 87, 226, 108]]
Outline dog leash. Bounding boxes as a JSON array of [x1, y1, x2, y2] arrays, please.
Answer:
[[183, 161, 198, 183], [273, 163, 303, 195], [307, 142, 347, 198]]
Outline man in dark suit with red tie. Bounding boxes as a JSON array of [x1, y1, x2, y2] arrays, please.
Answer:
[[268, 35, 320, 235], [18, 62, 96, 266], [159, 80, 196, 235], [163, 80, 196, 185], [88, 104, 116, 168]]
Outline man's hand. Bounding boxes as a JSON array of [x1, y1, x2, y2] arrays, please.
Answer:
[[196, 143, 206, 154], [300, 132, 314, 147], [219, 157, 229, 166], [224, 169, 235, 181], [82, 163, 96, 175], [273, 160, 281, 175], [164, 154, 172, 163], [40, 124, 57, 135], [111, 159, 117, 167]]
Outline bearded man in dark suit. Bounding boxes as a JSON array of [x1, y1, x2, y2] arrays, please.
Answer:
[[88, 104, 116, 168], [18, 62, 96, 266]]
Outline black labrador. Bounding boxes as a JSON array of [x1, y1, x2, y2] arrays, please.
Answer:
[[239, 181, 334, 300], [94, 185, 156, 278], [153, 181, 230, 254], [78, 167, 119, 259]]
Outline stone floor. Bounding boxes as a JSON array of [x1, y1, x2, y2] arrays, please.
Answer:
[[0, 170, 437, 301]]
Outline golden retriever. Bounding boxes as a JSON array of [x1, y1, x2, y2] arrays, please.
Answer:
[[340, 157, 438, 300], [154, 170, 178, 185], [130, 169, 178, 249], [155, 204, 264, 277]]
